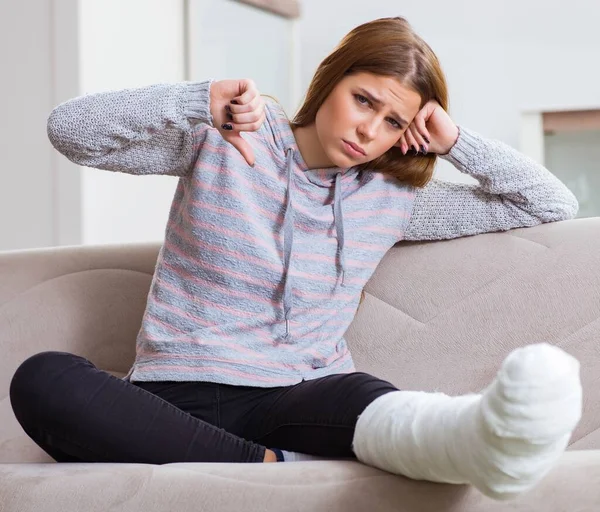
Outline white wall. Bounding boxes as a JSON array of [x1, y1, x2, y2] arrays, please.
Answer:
[[2, 0, 598, 251], [187, 0, 297, 115], [0, 0, 56, 251], [295, 0, 600, 184], [0, 0, 186, 250], [78, 0, 186, 245], [79, 0, 297, 246], [0, 0, 296, 251]]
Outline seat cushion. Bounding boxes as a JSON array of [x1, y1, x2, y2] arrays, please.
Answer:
[[1, 452, 600, 512]]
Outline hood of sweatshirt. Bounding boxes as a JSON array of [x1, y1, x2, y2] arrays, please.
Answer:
[[262, 99, 364, 342]]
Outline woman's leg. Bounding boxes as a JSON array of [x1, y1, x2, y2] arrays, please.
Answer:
[[351, 343, 582, 500], [9, 351, 268, 463], [220, 370, 399, 459], [228, 344, 582, 501]]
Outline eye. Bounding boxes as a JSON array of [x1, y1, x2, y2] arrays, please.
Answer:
[[387, 118, 401, 129], [355, 94, 402, 129], [354, 94, 370, 106]]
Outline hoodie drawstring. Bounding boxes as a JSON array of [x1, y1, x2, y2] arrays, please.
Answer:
[[282, 148, 295, 339], [334, 171, 346, 286], [281, 148, 347, 341]]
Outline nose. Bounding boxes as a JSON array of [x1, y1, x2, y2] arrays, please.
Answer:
[[357, 117, 379, 142]]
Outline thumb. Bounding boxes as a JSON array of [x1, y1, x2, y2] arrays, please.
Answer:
[[224, 132, 255, 167]]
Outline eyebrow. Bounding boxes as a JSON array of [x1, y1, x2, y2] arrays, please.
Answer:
[[357, 88, 408, 127]]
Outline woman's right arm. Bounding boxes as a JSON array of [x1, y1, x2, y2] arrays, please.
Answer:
[[47, 80, 214, 177]]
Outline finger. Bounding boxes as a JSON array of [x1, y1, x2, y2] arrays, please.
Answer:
[[226, 133, 255, 166], [231, 112, 266, 133], [397, 134, 408, 155], [228, 95, 262, 114], [228, 109, 262, 125], [404, 129, 419, 154], [412, 115, 431, 145], [409, 125, 428, 153], [221, 112, 267, 136], [233, 79, 258, 106]]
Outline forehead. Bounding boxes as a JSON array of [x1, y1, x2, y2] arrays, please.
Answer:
[[341, 71, 421, 117]]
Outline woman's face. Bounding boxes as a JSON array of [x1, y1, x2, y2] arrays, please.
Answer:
[[315, 71, 422, 167]]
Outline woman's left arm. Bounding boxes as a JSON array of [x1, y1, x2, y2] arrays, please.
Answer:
[[402, 103, 579, 241]]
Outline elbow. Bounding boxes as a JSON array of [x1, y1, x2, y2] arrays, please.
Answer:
[[534, 188, 579, 223], [562, 189, 580, 220], [552, 189, 579, 221], [46, 106, 64, 152], [46, 102, 85, 161]]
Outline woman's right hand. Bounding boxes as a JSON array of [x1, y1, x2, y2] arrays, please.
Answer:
[[210, 79, 266, 167]]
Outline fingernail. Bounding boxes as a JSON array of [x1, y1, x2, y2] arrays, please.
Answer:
[[230, 100, 239, 105], [423, 136, 430, 144], [420, 145, 427, 154], [221, 123, 233, 130], [225, 105, 232, 112], [411, 145, 417, 153], [226, 113, 233, 121]]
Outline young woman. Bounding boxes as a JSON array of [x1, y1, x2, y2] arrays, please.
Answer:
[[10, 17, 582, 500]]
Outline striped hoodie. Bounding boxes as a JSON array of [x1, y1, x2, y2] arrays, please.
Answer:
[[47, 80, 579, 387]]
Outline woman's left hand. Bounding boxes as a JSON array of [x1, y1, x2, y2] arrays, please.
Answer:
[[397, 99, 459, 156]]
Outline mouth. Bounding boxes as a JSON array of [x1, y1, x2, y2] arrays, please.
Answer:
[[342, 139, 366, 157]]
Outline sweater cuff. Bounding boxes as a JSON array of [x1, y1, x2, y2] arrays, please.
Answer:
[[183, 80, 214, 127], [438, 125, 482, 173]]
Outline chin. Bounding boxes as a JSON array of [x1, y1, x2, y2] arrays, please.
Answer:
[[331, 156, 351, 168]]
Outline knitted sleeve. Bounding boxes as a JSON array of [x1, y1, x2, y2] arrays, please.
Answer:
[[403, 126, 579, 241], [47, 80, 214, 177]]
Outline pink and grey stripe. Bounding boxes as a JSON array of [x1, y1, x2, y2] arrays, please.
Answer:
[[47, 80, 578, 387]]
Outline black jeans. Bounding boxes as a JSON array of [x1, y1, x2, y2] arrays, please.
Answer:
[[9, 351, 399, 464]]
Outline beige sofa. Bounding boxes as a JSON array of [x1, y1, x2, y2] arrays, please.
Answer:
[[1, 217, 599, 512]]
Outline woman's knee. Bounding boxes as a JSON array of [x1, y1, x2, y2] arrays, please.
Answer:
[[345, 372, 399, 411], [9, 351, 90, 418]]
